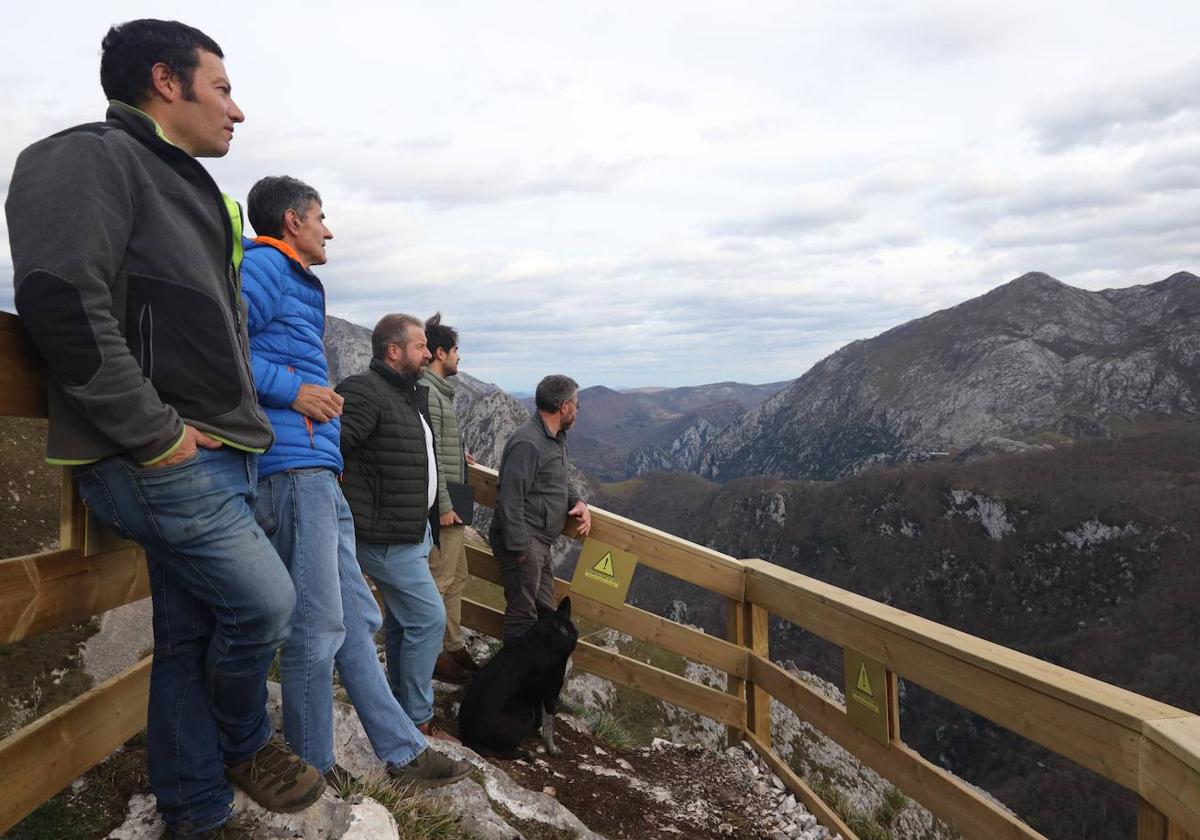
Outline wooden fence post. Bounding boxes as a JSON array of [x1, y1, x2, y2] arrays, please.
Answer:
[[1138, 798, 1197, 840], [725, 597, 746, 747], [744, 601, 771, 747], [58, 467, 84, 552]]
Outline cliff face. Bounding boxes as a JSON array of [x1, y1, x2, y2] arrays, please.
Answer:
[[700, 272, 1200, 481]]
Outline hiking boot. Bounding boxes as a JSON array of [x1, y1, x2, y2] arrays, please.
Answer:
[[324, 763, 359, 797], [418, 716, 460, 744], [167, 813, 259, 839], [434, 651, 472, 684], [226, 736, 325, 814], [449, 647, 481, 672], [388, 747, 473, 790]]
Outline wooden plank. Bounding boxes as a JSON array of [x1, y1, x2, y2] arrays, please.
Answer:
[[1141, 718, 1200, 839], [467, 465, 746, 599], [726, 597, 747, 747], [0, 656, 151, 833], [744, 560, 1187, 730], [744, 560, 1187, 790], [464, 533, 748, 679], [573, 643, 746, 729], [459, 597, 746, 729], [749, 653, 1045, 840], [0, 312, 47, 419], [0, 546, 148, 644], [745, 601, 771, 745], [59, 467, 85, 552], [1139, 799, 1169, 840], [744, 731, 859, 840]]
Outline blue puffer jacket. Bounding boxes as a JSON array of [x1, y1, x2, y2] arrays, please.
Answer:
[[241, 237, 342, 479]]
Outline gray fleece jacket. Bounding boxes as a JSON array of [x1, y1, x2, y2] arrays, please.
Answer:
[[6, 102, 271, 464], [490, 413, 581, 555]]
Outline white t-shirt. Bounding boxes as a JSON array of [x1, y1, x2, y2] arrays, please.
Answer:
[[419, 412, 437, 512]]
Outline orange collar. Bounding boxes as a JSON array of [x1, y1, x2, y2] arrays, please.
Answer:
[[254, 236, 307, 269]]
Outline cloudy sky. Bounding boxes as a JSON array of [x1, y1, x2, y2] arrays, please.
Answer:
[[2, 2, 1199, 391]]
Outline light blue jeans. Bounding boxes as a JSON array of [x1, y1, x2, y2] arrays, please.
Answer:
[[356, 526, 445, 727], [255, 468, 425, 772], [75, 448, 294, 837]]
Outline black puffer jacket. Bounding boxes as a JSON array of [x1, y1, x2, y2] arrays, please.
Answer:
[[337, 359, 437, 545]]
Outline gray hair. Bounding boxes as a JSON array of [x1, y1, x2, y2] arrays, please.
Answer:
[[371, 313, 424, 360], [247, 175, 322, 239], [535, 374, 579, 413]]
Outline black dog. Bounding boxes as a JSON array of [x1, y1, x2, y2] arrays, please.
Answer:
[[458, 597, 578, 759]]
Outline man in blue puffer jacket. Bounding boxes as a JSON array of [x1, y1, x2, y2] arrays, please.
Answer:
[[241, 175, 470, 790]]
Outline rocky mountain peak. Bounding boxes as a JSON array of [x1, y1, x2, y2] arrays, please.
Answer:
[[700, 272, 1200, 482]]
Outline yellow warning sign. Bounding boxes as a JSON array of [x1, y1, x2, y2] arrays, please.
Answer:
[[844, 647, 890, 745], [569, 539, 638, 609], [591, 551, 616, 578], [856, 662, 874, 697]]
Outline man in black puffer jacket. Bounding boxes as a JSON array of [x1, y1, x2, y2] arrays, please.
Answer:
[[337, 313, 454, 741]]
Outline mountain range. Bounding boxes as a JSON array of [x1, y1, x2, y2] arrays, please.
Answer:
[[699, 271, 1200, 481]]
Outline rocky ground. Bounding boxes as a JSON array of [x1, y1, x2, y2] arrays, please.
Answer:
[[105, 677, 834, 840]]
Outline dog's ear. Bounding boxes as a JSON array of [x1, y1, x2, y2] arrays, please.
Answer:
[[557, 597, 572, 618]]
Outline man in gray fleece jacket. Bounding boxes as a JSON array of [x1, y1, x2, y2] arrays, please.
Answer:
[[489, 374, 592, 643], [6, 20, 321, 838]]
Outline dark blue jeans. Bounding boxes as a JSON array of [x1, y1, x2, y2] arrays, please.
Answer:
[[75, 447, 295, 836]]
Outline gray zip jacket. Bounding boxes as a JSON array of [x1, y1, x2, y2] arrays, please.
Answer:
[[6, 102, 271, 464], [490, 413, 581, 555]]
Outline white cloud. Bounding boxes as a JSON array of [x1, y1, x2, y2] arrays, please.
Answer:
[[0, 1, 1198, 390]]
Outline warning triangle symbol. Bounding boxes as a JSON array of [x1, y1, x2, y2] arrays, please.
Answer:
[[592, 552, 615, 577], [856, 662, 874, 697]]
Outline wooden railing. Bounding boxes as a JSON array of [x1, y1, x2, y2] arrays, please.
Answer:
[[0, 308, 1197, 839]]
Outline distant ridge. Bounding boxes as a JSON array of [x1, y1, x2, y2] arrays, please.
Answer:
[[700, 271, 1200, 481]]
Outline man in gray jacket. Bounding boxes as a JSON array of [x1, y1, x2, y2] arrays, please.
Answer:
[[490, 374, 592, 643], [419, 313, 480, 683], [6, 19, 322, 838]]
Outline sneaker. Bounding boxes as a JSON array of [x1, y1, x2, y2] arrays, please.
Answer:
[[226, 736, 326, 814], [449, 647, 481, 672], [418, 717, 460, 744], [167, 813, 259, 839], [324, 763, 359, 797], [434, 651, 472, 684], [388, 748, 472, 790]]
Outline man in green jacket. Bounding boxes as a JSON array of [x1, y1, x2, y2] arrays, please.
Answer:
[[419, 313, 479, 683]]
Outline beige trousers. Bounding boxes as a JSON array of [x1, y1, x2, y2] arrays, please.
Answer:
[[428, 524, 469, 652]]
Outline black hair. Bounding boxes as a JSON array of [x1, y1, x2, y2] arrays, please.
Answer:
[[425, 312, 459, 359], [100, 19, 223, 106]]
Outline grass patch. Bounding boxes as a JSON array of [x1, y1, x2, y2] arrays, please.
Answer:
[[0, 619, 97, 740], [811, 776, 894, 840], [570, 704, 636, 750], [324, 767, 470, 840], [874, 785, 908, 828], [598, 478, 644, 498], [5, 733, 149, 840]]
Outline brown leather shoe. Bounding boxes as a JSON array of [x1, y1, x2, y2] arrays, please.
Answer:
[[449, 647, 481, 672], [418, 717, 461, 744], [434, 651, 471, 684]]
